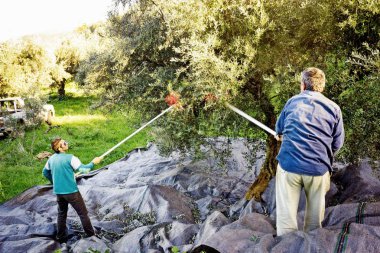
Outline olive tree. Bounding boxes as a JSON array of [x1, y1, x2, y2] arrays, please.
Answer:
[[52, 40, 81, 100], [78, 0, 380, 200], [0, 40, 52, 97]]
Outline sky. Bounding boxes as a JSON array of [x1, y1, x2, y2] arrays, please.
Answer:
[[0, 0, 115, 42]]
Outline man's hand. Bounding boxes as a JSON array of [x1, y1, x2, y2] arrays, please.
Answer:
[[92, 157, 103, 165], [275, 135, 283, 142]]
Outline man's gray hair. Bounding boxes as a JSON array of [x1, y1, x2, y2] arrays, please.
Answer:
[[301, 67, 325, 92]]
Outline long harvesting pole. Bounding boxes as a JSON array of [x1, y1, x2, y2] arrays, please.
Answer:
[[225, 103, 277, 136], [100, 106, 174, 158]]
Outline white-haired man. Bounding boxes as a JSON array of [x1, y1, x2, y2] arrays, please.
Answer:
[[275, 67, 344, 236]]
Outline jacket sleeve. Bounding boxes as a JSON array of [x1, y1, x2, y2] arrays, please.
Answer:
[[42, 161, 53, 184], [332, 109, 344, 154], [276, 103, 289, 135], [276, 111, 285, 135], [276, 97, 294, 135], [71, 156, 94, 174]]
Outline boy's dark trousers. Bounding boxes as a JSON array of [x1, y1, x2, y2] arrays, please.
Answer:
[[56, 191, 94, 243]]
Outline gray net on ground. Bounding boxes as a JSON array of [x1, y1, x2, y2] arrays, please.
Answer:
[[1, 138, 379, 253]]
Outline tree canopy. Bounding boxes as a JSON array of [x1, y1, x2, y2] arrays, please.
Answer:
[[0, 40, 52, 97], [76, 0, 380, 199], [1, 0, 379, 199]]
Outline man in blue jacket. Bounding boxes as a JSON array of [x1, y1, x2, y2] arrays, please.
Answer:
[[43, 137, 102, 243], [275, 67, 344, 236]]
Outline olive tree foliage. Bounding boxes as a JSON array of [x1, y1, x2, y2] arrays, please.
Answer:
[[77, 2, 182, 111], [0, 40, 52, 98], [328, 45, 380, 163], [78, 0, 380, 199], [51, 40, 81, 100], [323, 1, 380, 163], [349, 48, 380, 161]]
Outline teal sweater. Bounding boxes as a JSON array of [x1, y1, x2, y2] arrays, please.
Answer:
[[42, 153, 94, 194]]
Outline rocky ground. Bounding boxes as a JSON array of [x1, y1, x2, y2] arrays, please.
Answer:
[[1, 138, 380, 253]]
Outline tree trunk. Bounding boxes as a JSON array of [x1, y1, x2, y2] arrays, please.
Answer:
[[245, 92, 281, 201], [245, 134, 281, 200], [58, 80, 66, 100]]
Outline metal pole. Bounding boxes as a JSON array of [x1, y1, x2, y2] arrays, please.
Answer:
[[100, 106, 174, 158], [225, 102, 277, 136]]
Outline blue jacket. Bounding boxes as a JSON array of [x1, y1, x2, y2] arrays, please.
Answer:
[[275, 90, 344, 175], [42, 153, 94, 194]]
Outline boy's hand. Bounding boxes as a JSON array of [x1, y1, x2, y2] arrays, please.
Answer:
[[92, 157, 103, 165], [78, 168, 91, 174], [275, 135, 283, 142]]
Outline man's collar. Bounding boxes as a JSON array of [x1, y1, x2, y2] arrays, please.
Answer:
[[302, 90, 322, 95]]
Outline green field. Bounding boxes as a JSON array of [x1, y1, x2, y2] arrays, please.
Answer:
[[0, 93, 152, 203]]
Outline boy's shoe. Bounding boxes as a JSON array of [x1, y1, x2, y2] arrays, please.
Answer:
[[56, 236, 68, 244], [60, 243, 70, 253]]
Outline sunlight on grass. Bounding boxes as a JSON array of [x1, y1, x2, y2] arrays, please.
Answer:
[[54, 114, 107, 125], [0, 95, 152, 203]]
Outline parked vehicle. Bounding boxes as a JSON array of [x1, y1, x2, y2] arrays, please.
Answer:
[[0, 97, 55, 138]]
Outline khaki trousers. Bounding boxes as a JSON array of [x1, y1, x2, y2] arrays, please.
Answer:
[[275, 164, 330, 236]]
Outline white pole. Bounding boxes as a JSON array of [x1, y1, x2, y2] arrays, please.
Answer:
[[225, 103, 277, 136], [100, 106, 174, 158]]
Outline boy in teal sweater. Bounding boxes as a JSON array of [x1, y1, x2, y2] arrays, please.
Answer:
[[43, 137, 102, 243]]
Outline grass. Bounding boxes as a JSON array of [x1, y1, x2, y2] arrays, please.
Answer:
[[0, 92, 153, 203]]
